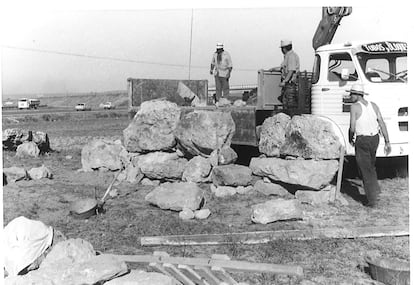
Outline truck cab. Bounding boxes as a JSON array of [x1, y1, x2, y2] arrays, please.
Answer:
[[311, 41, 408, 157]]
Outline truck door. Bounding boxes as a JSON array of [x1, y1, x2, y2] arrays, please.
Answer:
[[312, 51, 362, 154], [314, 52, 361, 115]]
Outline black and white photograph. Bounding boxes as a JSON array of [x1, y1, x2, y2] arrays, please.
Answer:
[[1, 1, 411, 284]]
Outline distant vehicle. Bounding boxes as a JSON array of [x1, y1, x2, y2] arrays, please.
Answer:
[[75, 103, 91, 111], [103, 102, 115, 110], [2, 100, 15, 109], [18, 98, 40, 110]]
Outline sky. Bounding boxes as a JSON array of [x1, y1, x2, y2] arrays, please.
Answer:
[[0, 1, 412, 97]]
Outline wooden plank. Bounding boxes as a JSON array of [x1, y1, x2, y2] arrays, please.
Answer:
[[149, 263, 181, 285], [163, 263, 195, 285], [140, 225, 408, 246], [112, 254, 303, 276], [211, 267, 238, 285], [195, 266, 222, 285], [331, 145, 345, 202], [178, 264, 207, 284]]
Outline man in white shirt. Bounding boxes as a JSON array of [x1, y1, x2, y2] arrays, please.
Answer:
[[348, 84, 391, 207], [210, 43, 233, 100]]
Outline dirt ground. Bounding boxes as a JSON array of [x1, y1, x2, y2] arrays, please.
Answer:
[[2, 112, 409, 284]]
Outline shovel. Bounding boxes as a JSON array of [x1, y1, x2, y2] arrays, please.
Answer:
[[70, 169, 122, 219]]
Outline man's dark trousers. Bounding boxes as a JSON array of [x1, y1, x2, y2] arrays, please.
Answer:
[[215, 76, 229, 98], [355, 134, 380, 206]]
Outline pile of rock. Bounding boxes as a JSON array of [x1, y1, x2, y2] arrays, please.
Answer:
[[3, 165, 53, 185], [5, 238, 175, 285], [3, 128, 51, 156], [247, 113, 346, 224], [80, 99, 242, 219]]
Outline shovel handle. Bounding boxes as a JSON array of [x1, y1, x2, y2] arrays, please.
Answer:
[[100, 169, 122, 203]]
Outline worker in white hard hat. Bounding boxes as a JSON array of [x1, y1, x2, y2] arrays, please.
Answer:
[[269, 40, 300, 114], [210, 42, 233, 101]]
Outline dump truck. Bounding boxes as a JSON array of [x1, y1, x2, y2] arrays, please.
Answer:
[[128, 7, 408, 157]]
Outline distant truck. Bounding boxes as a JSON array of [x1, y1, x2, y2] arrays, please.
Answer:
[[75, 103, 91, 111], [18, 98, 40, 110]]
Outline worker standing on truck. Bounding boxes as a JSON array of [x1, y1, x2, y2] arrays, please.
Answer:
[[270, 40, 300, 114], [348, 84, 391, 208], [210, 43, 233, 101]]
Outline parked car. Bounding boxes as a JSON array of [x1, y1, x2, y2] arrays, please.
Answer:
[[103, 102, 114, 110], [75, 103, 91, 111]]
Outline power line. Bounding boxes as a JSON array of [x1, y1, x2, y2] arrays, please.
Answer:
[[1, 45, 258, 72]]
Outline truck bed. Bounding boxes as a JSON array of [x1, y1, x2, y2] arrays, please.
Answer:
[[181, 106, 270, 146]]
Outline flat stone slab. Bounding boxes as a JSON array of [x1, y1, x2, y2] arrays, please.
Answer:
[[251, 198, 303, 224]]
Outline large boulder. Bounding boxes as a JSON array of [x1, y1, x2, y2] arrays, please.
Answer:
[[81, 139, 126, 172], [258, 113, 291, 157], [280, 115, 342, 159], [3, 129, 50, 153], [16, 142, 40, 158], [250, 157, 338, 189], [9, 254, 128, 285], [105, 270, 175, 285], [212, 164, 252, 187], [251, 198, 303, 224], [145, 182, 204, 211], [3, 166, 27, 183], [123, 100, 181, 152], [182, 156, 212, 183], [40, 238, 96, 269], [174, 110, 235, 157], [140, 158, 188, 180]]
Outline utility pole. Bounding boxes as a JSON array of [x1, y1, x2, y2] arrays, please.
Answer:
[[188, 8, 194, 81]]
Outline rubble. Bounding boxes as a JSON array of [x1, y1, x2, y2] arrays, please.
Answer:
[[194, 208, 211, 219], [179, 208, 195, 220], [3, 128, 50, 153]]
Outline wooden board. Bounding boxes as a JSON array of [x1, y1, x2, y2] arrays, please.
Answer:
[[140, 225, 409, 246]]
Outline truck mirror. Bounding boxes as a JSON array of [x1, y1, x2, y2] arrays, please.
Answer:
[[341, 69, 350, 80]]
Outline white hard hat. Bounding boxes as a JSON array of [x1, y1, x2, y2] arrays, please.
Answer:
[[280, 40, 292, 47], [346, 83, 369, 96], [216, 42, 224, 49]]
